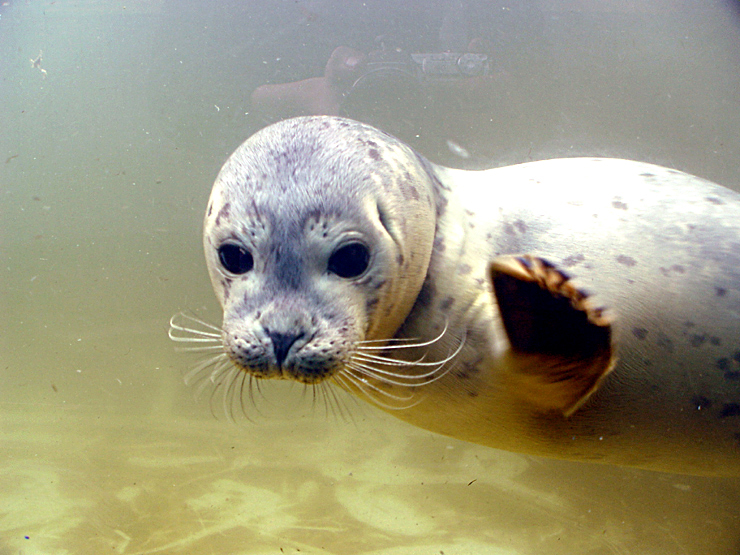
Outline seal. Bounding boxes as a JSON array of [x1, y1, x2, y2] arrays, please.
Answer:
[[175, 116, 740, 476]]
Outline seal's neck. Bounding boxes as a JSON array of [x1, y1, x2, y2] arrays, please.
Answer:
[[393, 162, 482, 343]]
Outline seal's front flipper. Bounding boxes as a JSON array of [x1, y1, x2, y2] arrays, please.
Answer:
[[489, 255, 616, 417]]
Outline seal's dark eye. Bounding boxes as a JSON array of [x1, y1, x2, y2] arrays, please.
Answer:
[[328, 242, 370, 279], [218, 244, 253, 274]]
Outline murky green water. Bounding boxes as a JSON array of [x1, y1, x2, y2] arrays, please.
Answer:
[[2, 1, 740, 553]]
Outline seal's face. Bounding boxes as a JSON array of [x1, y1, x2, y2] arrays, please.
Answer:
[[203, 117, 436, 383]]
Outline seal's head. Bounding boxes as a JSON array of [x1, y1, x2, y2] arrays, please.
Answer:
[[203, 116, 437, 383]]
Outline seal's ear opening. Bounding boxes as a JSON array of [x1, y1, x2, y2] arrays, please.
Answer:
[[489, 255, 616, 417]]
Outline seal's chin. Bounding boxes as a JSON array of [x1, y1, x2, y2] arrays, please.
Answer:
[[282, 366, 338, 385], [230, 360, 339, 385]]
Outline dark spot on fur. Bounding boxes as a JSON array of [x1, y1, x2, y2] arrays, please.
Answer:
[[691, 395, 712, 410], [436, 195, 448, 218], [719, 403, 740, 418], [401, 181, 420, 201], [734, 351, 740, 364], [710, 336, 722, 346], [440, 297, 455, 311], [656, 332, 674, 353], [632, 327, 648, 340], [616, 255, 636, 267], [562, 254, 585, 268], [415, 282, 434, 308], [725, 371, 740, 381], [715, 287, 728, 297], [503, 223, 515, 235], [612, 200, 628, 210], [215, 202, 231, 227], [514, 220, 528, 233], [465, 209, 474, 216], [372, 279, 386, 291], [640, 172, 655, 179], [433, 237, 446, 252], [717, 358, 730, 371], [207, 202, 213, 217], [683, 321, 695, 328], [368, 148, 381, 161], [706, 196, 724, 205], [458, 263, 472, 275], [659, 265, 685, 277], [365, 297, 379, 311], [396, 253, 404, 266], [221, 278, 232, 303], [690, 334, 706, 348]]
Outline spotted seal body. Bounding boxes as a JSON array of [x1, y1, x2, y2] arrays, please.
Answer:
[[199, 116, 740, 476]]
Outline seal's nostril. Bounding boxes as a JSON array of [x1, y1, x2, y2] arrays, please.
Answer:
[[267, 331, 304, 367]]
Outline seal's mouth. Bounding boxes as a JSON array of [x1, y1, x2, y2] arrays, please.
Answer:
[[168, 312, 466, 417]]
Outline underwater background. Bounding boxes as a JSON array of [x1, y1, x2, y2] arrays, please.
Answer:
[[2, 1, 740, 553]]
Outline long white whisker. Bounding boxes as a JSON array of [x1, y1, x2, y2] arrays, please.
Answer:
[[342, 368, 416, 402], [175, 344, 224, 353], [169, 333, 221, 343], [170, 312, 223, 333], [183, 353, 228, 386], [354, 327, 466, 370], [338, 371, 422, 410], [195, 360, 232, 397], [356, 321, 450, 351], [168, 317, 222, 342], [355, 337, 422, 347], [347, 361, 445, 387], [353, 352, 427, 366]]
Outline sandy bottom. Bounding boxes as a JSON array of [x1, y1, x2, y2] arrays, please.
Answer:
[[2, 396, 739, 555]]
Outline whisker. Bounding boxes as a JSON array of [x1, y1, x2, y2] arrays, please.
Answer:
[[347, 361, 446, 387], [342, 368, 416, 402], [237, 372, 254, 422], [168, 314, 222, 343], [223, 367, 242, 423], [195, 359, 233, 397], [326, 381, 354, 423], [218, 369, 234, 423], [170, 312, 223, 333], [352, 327, 466, 378], [355, 336, 422, 347], [352, 352, 426, 366], [320, 382, 336, 420], [355, 321, 450, 351], [175, 344, 224, 353], [183, 353, 228, 386], [338, 371, 421, 411], [196, 364, 230, 416]]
